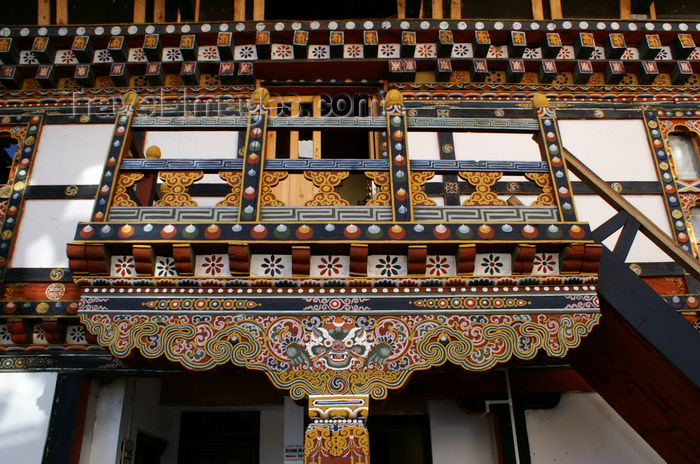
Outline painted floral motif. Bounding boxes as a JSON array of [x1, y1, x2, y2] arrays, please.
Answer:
[[656, 47, 670, 60], [415, 43, 436, 58], [621, 48, 639, 60], [378, 44, 399, 58], [261, 255, 285, 276], [620, 74, 635, 85], [486, 72, 503, 84], [155, 257, 177, 277], [591, 47, 604, 59], [129, 48, 147, 62], [57, 50, 78, 64], [204, 75, 221, 86], [67, 325, 87, 344], [557, 46, 573, 59], [451, 43, 472, 58], [487, 45, 505, 58], [272, 44, 293, 59], [309, 45, 329, 59], [164, 48, 183, 61], [426, 256, 452, 276], [236, 45, 256, 60], [111, 256, 136, 277], [95, 49, 113, 62], [689, 48, 700, 60], [523, 47, 541, 59], [375, 255, 403, 277], [344, 44, 363, 58], [201, 255, 225, 276], [479, 254, 504, 275], [554, 73, 570, 84], [0, 324, 12, 344], [317, 256, 343, 276], [33, 324, 48, 344], [533, 253, 558, 275], [199, 46, 219, 60], [20, 51, 38, 64]]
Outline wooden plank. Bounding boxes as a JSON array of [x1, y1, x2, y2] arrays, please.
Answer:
[[154, 0, 166, 22], [450, 0, 461, 18], [397, 0, 406, 19], [38, 0, 50, 25], [549, 0, 562, 19], [649, 2, 656, 19], [531, 0, 545, 20], [56, 0, 68, 24], [134, 0, 147, 23], [432, 0, 443, 18], [253, 0, 264, 20], [563, 147, 700, 283], [620, 0, 632, 19], [234, 0, 246, 21], [195, 0, 200, 21]]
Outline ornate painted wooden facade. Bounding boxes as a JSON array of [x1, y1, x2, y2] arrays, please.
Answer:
[[1, 2, 699, 463]]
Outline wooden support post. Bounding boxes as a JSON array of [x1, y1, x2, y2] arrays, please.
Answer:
[[397, 0, 406, 19], [532, 0, 545, 20], [154, 0, 166, 22], [134, 0, 147, 23], [649, 2, 656, 19], [56, 0, 68, 24], [620, 0, 632, 19], [38, 0, 50, 25], [253, 0, 264, 20], [549, 0, 562, 19], [432, 0, 443, 19], [450, 0, 461, 18], [234, 0, 246, 21]]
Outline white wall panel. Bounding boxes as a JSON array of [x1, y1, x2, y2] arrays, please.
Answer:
[[143, 131, 239, 158], [11, 199, 93, 268], [559, 119, 658, 182], [575, 195, 673, 262], [30, 124, 114, 185], [428, 400, 496, 464], [526, 392, 664, 464], [453, 132, 541, 161], [407, 132, 440, 159]]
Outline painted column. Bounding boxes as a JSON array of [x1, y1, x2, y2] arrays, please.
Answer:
[[385, 89, 414, 222], [305, 395, 369, 464], [533, 95, 578, 223], [238, 87, 269, 222]]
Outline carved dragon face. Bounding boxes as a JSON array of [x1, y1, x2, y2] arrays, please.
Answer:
[[308, 325, 371, 369]]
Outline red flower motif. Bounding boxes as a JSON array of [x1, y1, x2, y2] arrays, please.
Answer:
[[202, 255, 224, 276], [426, 256, 450, 276], [318, 256, 342, 276]]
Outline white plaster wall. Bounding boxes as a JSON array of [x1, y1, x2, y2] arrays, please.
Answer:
[[30, 124, 114, 185], [79, 378, 129, 464], [11, 199, 93, 268], [575, 195, 673, 262], [559, 119, 658, 182], [407, 132, 440, 159], [0, 372, 57, 464], [143, 131, 238, 158], [526, 392, 664, 464], [453, 132, 542, 161], [427, 400, 496, 464]]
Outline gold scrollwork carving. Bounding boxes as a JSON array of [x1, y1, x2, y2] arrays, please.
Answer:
[[305, 423, 369, 463], [459, 171, 506, 206], [303, 171, 350, 206], [155, 171, 203, 207], [364, 171, 391, 206], [410, 171, 436, 206], [216, 171, 243, 207], [261, 171, 289, 206], [112, 172, 145, 207], [525, 172, 556, 206]]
